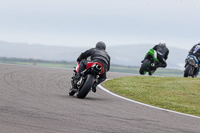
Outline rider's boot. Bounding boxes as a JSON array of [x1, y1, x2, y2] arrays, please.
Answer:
[[72, 73, 81, 89], [92, 82, 98, 93]]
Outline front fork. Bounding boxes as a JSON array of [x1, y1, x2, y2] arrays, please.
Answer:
[[194, 64, 200, 75]]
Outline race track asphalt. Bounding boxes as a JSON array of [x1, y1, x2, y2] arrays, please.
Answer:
[[0, 64, 200, 133]]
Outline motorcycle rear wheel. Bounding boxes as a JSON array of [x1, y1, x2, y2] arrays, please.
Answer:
[[77, 74, 94, 99]]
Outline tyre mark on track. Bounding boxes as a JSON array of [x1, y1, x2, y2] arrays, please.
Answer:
[[3, 71, 20, 88]]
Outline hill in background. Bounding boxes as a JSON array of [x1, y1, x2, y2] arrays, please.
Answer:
[[0, 41, 188, 69]]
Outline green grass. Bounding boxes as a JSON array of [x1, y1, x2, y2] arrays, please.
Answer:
[[103, 76, 200, 117]]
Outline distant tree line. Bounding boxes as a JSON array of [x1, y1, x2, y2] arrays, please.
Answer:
[[0, 57, 75, 64], [0, 56, 138, 68]]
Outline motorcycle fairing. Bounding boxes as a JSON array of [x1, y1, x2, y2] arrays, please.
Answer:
[[75, 63, 80, 73], [146, 49, 159, 62], [186, 55, 199, 64]]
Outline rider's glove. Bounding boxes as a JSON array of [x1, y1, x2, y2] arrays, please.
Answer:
[[77, 57, 81, 63]]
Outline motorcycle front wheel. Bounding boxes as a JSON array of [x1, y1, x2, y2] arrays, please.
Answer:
[[184, 65, 194, 77], [139, 59, 151, 75], [77, 74, 94, 99]]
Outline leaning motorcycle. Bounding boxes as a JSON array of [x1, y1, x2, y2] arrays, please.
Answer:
[[69, 61, 104, 99], [139, 49, 161, 76], [184, 55, 200, 78]]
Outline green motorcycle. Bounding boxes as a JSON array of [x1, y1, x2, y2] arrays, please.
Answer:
[[139, 49, 161, 75]]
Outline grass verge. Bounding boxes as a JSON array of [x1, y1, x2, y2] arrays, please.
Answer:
[[103, 76, 200, 117]]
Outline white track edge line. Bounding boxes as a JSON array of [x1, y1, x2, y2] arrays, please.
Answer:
[[99, 84, 200, 119]]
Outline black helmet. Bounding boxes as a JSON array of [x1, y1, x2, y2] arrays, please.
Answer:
[[96, 41, 106, 50], [158, 41, 166, 47]]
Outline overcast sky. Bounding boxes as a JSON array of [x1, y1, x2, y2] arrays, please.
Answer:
[[0, 0, 200, 50]]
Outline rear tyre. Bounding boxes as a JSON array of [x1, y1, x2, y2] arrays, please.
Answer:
[[77, 74, 94, 99], [139, 59, 150, 75]]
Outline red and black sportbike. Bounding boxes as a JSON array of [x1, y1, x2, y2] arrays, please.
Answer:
[[69, 61, 104, 99]]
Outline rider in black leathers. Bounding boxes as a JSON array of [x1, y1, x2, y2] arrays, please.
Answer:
[[152, 42, 169, 68], [142, 42, 169, 68], [74, 41, 111, 92], [188, 42, 200, 60]]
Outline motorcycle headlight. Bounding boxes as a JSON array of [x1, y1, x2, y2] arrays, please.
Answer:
[[188, 57, 195, 65]]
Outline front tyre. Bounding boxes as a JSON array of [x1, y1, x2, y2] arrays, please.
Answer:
[[139, 59, 150, 75], [184, 65, 193, 77], [77, 74, 94, 99]]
